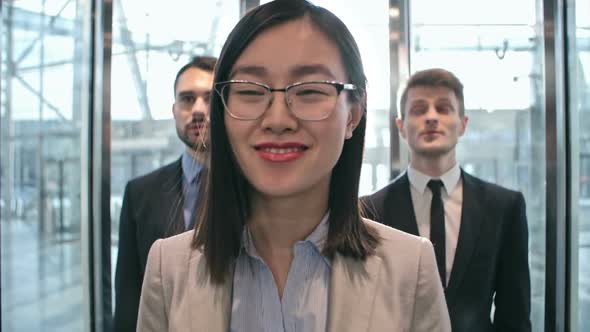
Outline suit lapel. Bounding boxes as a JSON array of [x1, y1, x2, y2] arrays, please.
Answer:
[[446, 171, 483, 300], [387, 174, 420, 236], [189, 251, 233, 331], [160, 158, 186, 236], [328, 253, 383, 332]]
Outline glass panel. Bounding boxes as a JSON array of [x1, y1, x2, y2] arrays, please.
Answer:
[[410, 0, 545, 329], [569, 0, 590, 329], [1, 1, 92, 331], [110, 0, 240, 314], [260, 0, 392, 195]]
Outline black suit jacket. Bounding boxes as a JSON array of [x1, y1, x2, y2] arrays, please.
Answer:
[[361, 170, 531, 332], [113, 158, 189, 332]]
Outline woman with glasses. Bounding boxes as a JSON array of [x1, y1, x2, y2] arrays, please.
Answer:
[[137, 0, 450, 331]]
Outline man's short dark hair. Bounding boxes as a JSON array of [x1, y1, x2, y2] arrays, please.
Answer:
[[399, 68, 465, 119], [173, 55, 217, 95]]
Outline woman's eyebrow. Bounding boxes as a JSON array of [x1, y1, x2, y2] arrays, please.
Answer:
[[289, 64, 336, 79], [229, 65, 268, 79], [229, 63, 338, 81]]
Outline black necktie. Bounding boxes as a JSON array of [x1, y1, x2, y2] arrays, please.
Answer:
[[427, 179, 446, 287], [186, 170, 203, 231]]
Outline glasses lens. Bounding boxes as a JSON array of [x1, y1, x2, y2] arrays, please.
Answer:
[[221, 82, 269, 120], [288, 83, 338, 120]]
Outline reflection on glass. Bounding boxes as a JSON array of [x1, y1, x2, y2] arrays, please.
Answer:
[[109, 0, 240, 309], [570, 0, 590, 329], [410, 0, 545, 330], [1, 1, 90, 331]]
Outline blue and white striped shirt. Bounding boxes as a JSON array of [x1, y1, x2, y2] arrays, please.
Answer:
[[230, 213, 331, 332]]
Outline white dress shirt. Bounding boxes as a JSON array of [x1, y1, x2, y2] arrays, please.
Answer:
[[407, 163, 463, 286]]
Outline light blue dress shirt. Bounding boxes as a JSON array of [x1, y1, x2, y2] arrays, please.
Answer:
[[230, 213, 331, 332], [181, 151, 203, 230]]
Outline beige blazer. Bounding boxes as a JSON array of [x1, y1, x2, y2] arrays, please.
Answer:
[[137, 219, 451, 332]]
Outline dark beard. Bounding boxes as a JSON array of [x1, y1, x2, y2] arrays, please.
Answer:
[[178, 125, 209, 152]]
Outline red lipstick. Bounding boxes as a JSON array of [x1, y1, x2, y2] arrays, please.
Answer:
[[254, 142, 308, 162]]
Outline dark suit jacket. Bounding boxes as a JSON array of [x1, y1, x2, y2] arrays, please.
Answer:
[[113, 158, 189, 332], [361, 170, 531, 332]]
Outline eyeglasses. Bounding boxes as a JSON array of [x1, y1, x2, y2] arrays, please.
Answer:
[[214, 80, 357, 121]]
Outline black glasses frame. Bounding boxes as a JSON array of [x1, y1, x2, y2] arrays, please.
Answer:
[[214, 80, 357, 121]]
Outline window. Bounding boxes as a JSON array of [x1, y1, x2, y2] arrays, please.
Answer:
[[568, 0, 590, 329], [1, 1, 92, 330], [410, 0, 546, 328], [109, 0, 240, 310]]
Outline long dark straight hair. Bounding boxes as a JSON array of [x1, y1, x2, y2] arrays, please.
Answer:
[[193, 0, 379, 283]]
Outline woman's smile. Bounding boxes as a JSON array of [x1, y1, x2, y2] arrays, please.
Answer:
[[254, 142, 309, 162]]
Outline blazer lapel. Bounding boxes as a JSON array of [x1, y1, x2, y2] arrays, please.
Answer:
[[160, 158, 186, 236], [386, 174, 420, 236], [446, 171, 483, 300], [328, 253, 383, 332], [189, 251, 233, 331]]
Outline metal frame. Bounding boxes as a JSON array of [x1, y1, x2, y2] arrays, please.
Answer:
[[388, 0, 410, 179], [543, 0, 569, 330], [84, 0, 113, 330]]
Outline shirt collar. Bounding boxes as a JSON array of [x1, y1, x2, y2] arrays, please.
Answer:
[[181, 150, 204, 184], [407, 163, 461, 195], [241, 211, 331, 263]]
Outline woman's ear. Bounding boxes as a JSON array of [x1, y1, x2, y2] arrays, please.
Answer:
[[345, 102, 363, 139]]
